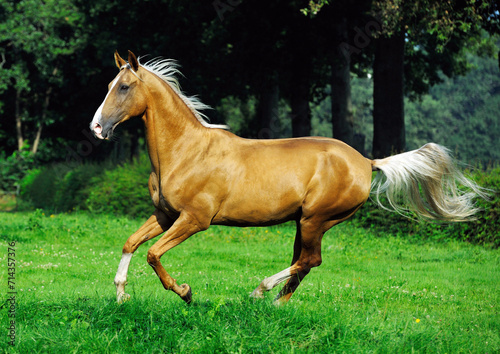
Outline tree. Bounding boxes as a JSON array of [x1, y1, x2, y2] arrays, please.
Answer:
[[303, 0, 373, 151], [192, 0, 331, 138], [331, 17, 354, 147], [0, 0, 86, 155], [372, 34, 405, 157], [405, 51, 500, 164], [371, 0, 497, 157], [289, 13, 314, 137]]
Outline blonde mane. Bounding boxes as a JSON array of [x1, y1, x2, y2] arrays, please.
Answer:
[[140, 58, 228, 129]]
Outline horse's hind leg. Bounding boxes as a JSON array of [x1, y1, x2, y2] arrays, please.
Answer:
[[274, 226, 308, 303], [275, 218, 327, 304], [250, 219, 325, 302], [114, 210, 172, 303], [250, 221, 301, 299]]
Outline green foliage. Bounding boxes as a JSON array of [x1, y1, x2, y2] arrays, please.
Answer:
[[0, 149, 36, 192], [311, 51, 500, 162], [0, 211, 498, 352], [54, 163, 107, 212], [19, 167, 59, 209], [216, 96, 258, 136], [456, 167, 500, 244], [351, 166, 500, 248], [300, 0, 330, 17], [405, 53, 500, 164], [0, 0, 86, 82], [0, 0, 498, 167], [0, 0, 86, 151], [19, 155, 152, 218], [25, 208, 45, 231], [20, 162, 105, 213], [84, 155, 152, 219]]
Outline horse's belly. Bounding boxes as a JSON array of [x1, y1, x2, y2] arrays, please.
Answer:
[[213, 182, 304, 226]]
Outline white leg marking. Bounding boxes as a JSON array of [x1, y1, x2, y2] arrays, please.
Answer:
[[250, 267, 293, 298], [114, 253, 133, 303]]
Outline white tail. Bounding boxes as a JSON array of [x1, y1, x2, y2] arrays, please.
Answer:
[[370, 143, 489, 221]]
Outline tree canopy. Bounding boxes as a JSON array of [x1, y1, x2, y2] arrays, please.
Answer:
[[0, 0, 498, 186]]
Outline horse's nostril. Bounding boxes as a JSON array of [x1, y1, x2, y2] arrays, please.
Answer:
[[94, 122, 103, 135]]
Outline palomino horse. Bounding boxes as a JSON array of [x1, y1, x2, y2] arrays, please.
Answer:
[[90, 51, 486, 304]]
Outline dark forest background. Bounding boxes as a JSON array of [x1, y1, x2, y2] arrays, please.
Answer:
[[1, 0, 499, 195]]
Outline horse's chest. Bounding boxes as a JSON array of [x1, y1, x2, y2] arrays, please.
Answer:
[[148, 172, 179, 218]]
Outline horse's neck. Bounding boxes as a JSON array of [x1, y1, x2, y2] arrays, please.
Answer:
[[142, 81, 208, 174]]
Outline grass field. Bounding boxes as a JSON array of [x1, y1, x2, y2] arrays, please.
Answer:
[[1, 210, 499, 353]]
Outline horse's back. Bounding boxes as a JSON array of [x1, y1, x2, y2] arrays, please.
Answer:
[[211, 132, 373, 225]]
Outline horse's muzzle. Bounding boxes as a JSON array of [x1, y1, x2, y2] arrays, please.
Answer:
[[90, 120, 115, 140]]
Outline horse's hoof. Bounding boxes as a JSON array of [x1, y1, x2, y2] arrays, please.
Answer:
[[250, 287, 265, 299], [179, 284, 192, 304], [117, 292, 131, 304], [272, 296, 288, 306]]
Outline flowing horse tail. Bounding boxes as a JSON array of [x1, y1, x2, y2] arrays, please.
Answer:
[[370, 143, 489, 221]]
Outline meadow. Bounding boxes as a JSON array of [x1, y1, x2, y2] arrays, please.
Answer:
[[0, 210, 499, 353]]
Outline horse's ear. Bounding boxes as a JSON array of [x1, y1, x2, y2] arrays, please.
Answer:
[[128, 50, 139, 72], [114, 51, 126, 69]]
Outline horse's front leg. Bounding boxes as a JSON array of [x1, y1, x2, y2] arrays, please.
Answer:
[[146, 212, 209, 304], [114, 210, 172, 303]]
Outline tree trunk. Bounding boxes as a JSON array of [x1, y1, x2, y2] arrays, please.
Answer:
[[32, 67, 57, 155], [290, 19, 312, 138], [372, 34, 405, 158], [331, 17, 354, 147], [290, 52, 311, 137], [256, 73, 280, 139], [15, 89, 23, 151], [31, 125, 43, 155], [291, 79, 311, 137], [31, 87, 51, 155]]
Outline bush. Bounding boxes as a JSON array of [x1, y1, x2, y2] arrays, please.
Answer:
[[53, 163, 107, 212], [0, 149, 36, 193], [351, 166, 500, 248], [84, 155, 153, 219], [19, 166, 60, 210], [20, 155, 152, 218], [20, 162, 105, 212]]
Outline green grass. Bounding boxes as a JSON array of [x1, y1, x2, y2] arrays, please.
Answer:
[[0, 210, 499, 353]]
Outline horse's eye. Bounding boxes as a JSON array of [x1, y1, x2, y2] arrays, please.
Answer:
[[120, 84, 129, 92]]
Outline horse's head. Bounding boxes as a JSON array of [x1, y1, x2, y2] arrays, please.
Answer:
[[90, 51, 147, 139]]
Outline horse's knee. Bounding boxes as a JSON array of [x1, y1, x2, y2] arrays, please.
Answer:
[[147, 248, 160, 267]]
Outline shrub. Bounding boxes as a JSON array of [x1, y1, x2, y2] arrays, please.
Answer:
[[20, 162, 107, 213], [0, 149, 36, 193], [19, 166, 60, 210], [20, 155, 152, 218], [84, 155, 153, 219], [53, 163, 106, 212]]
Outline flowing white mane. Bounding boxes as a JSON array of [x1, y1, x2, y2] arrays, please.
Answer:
[[140, 58, 228, 129]]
